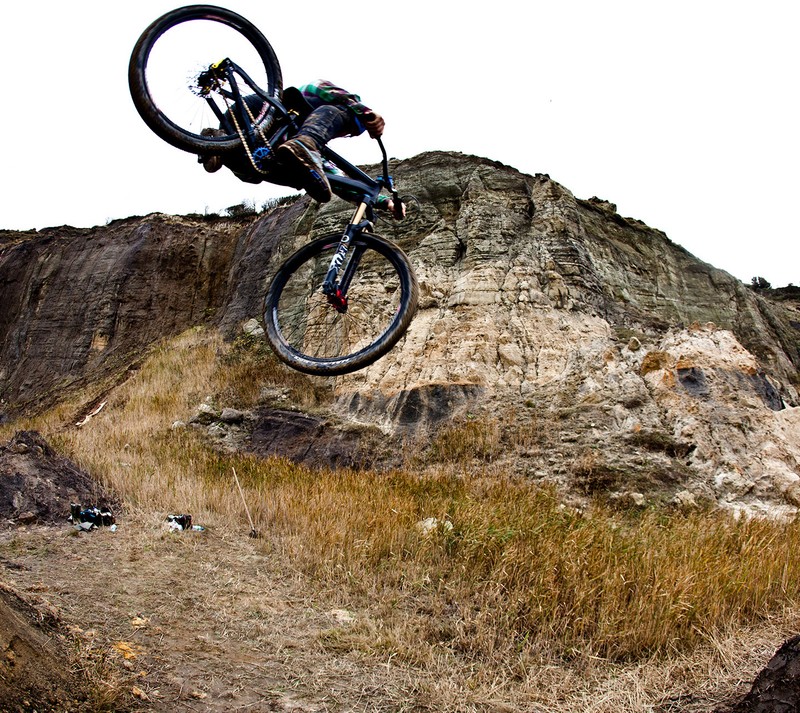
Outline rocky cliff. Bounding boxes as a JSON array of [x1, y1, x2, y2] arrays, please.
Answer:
[[2, 151, 799, 514]]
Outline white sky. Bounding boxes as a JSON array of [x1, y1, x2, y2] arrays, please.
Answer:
[[2, 1, 798, 286]]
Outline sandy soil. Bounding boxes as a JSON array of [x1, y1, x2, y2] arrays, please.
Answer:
[[0, 515, 423, 712]]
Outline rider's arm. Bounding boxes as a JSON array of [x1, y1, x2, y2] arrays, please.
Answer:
[[377, 195, 406, 219], [300, 80, 369, 114], [299, 80, 384, 137]]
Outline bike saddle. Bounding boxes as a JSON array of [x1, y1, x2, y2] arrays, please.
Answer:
[[281, 86, 314, 120]]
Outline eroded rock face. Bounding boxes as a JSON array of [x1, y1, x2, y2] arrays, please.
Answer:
[[0, 215, 248, 414], [338, 383, 485, 432], [2, 151, 799, 513], [318, 155, 798, 402], [247, 408, 390, 470], [315, 153, 800, 516]]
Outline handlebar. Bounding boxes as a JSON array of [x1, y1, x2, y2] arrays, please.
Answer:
[[375, 136, 403, 218]]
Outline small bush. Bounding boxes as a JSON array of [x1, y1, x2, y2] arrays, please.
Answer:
[[260, 194, 300, 212], [571, 450, 623, 493], [629, 429, 694, 458], [214, 331, 328, 409], [224, 200, 258, 218]]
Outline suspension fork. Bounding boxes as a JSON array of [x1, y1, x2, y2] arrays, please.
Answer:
[[321, 202, 370, 312]]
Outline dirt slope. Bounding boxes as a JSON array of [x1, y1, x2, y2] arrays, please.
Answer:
[[0, 515, 423, 712]]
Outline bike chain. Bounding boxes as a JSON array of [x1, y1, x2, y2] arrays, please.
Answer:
[[226, 99, 271, 175], [214, 73, 272, 175]]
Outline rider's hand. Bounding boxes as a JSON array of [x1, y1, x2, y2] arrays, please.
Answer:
[[386, 199, 406, 220], [363, 111, 385, 138]]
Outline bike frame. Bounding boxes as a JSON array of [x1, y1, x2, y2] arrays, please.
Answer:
[[208, 59, 400, 313]]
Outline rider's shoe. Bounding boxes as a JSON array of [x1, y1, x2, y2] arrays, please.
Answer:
[[199, 128, 224, 173], [201, 154, 223, 173], [277, 135, 332, 203]]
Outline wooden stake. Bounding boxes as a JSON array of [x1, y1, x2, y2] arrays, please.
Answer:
[[232, 467, 259, 538]]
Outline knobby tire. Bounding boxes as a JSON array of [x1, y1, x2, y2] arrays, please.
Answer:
[[264, 233, 419, 376], [128, 4, 283, 154]]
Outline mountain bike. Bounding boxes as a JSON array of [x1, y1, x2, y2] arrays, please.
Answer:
[[128, 4, 418, 376]]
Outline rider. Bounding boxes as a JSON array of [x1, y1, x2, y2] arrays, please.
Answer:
[[201, 79, 404, 217]]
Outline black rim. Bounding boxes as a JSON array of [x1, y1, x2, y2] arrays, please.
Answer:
[[265, 234, 416, 375], [129, 5, 282, 153]]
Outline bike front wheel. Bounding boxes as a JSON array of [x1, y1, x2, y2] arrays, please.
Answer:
[[129, 4, 282, 154], [264, 233, 418, 376]]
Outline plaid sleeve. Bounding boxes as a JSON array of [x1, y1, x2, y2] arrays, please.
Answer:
[[299, 80, 372, 116]]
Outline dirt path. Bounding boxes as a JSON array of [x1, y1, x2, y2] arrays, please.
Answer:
[[0, 515, 421, 712]]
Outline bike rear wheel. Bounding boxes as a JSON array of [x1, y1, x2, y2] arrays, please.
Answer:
[[264, 233, 418, 376], [129, 4, 282, 154]]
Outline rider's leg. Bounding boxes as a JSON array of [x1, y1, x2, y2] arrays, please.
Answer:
[[277, 106, 356, 203], [294, 105, 354, 147]]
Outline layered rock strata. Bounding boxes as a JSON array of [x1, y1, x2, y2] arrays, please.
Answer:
[[2, 152, 799, 513]]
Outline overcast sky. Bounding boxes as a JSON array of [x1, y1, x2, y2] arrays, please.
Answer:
[[3, 1, 798, 286]]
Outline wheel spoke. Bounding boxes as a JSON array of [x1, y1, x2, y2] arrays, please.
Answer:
[[145, 21, 272, 139], [129, 6, 281, 153]]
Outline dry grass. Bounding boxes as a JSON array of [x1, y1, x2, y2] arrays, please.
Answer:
[[426, 418, 503, 463], [3, 326, 800, 709], [68, 631, 137, 711], [253, 467, 800, 660], [213, 331, 331, 409]]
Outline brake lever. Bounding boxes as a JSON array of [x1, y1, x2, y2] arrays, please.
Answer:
[[376, 136, 403, 218]]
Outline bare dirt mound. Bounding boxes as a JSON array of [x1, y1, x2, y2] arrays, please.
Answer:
[[0, 431, 116, 528], [0, 584, 90, 711], [0, 431, 116, 711]]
